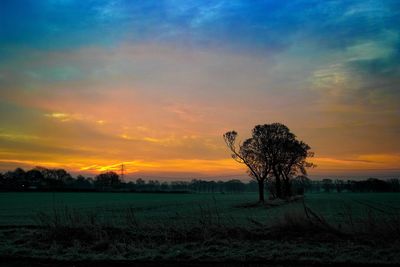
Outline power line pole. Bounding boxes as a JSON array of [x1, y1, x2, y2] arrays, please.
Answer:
[[120, 163, 125, 183]]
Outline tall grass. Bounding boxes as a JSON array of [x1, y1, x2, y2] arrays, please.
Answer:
[[32, 199, 400, 250]]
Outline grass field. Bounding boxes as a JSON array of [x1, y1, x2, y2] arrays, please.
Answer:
[[1, 192, 400, 226], [1, 192, 400, 265]]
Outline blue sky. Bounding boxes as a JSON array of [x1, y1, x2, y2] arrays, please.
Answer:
[[1, 1, 398, 50]]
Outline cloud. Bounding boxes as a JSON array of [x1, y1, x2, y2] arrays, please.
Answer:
[[45, 112, 74, 122], [310, 154, 400, 178], [0, 1, 399, 177], [0, 131, 39, 142], [346, 41, 395, 62], [79, 158, 243, 175]]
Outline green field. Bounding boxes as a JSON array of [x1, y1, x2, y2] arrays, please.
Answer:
[[1, 192, 400, 226], [1, 192, 400, 265]]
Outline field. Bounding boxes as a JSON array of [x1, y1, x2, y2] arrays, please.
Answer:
[[1, 192, 400, 226], [1, 192, 400, 265]]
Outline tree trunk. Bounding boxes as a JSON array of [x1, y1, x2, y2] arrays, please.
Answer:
[[283, 178, 291, 198], [276, 177, 282, 198], [258, 180, 265, 203], [273, 169, 282, 199]]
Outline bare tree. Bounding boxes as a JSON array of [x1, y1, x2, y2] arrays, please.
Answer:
[[223, 130, 272, 202]]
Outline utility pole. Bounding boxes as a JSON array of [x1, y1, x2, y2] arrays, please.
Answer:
[[120, 163, 125, 183]]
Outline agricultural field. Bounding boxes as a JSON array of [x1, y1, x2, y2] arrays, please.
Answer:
[[0, 192, 291, 226], [1, 192, 399, 226], [1, 192, 400, 265]]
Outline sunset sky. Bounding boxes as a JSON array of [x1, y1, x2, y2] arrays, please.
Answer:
[[0, 0, 399, 180]]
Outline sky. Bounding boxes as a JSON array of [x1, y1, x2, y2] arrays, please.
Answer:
[[0, 0, 399, 180]]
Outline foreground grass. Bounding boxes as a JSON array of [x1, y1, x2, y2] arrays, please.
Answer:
[[1, 196, 400, 265], [2, 227, 399, 265], [1, 192, 400, 265]]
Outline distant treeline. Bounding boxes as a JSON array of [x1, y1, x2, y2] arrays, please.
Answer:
[[0, 167, 399, 193], [309, 178, 400, 193]]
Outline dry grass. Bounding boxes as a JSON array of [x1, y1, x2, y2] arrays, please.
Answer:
[[30, 198, 400, 247], [1, 199, 400, 264]]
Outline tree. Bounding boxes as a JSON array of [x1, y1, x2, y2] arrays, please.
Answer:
[[322, 179, 333, 192], [25, 169, 44, 188], [292, 175, 312, 195], [33, 167, 71, 189], [95, 171, 121, 190], [223, 123, 313, 202], [334, 179, 345, 193], [2, 168, 26, 190], [224, 130, 269, 202], [74, 175, 93, 190], [271, 129, 314, 197]]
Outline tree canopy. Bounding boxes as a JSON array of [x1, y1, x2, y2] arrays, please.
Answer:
[[224, 123, 314, 201]]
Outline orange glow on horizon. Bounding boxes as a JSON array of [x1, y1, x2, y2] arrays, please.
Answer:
[[1, 153, 399, 179]]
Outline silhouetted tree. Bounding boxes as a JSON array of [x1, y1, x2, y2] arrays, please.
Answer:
[[35, 167, 71, 182], [0, 172, 4, 190], [170, 181, 189, 191], [95, 171, 120, 190], [272, 129, 314, 197], [3, 168, 26, 190], [160, 181, 170, 191], [246, 180, 258, 192], [389, 178, 400, 192], [25, 169, 44, 188], [322, 179, 333, 192], [147, 180, 160, 191], [334, 179, 345, 193], [224, 123, 313, 201], [73, 175, 93, 190], [136, 178, 145, 185], [224, 130, 270, 202], [225, 179, 245, 193], [292, 175, 312, 195]]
